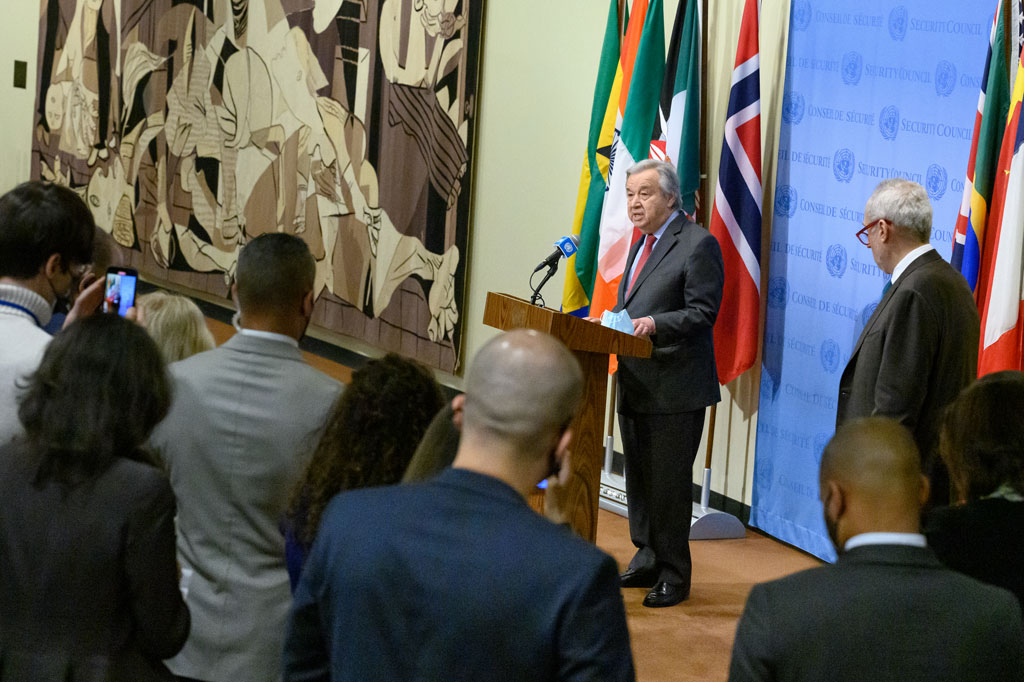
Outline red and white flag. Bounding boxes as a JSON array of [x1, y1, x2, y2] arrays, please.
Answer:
[[709, 0, 763, 384], [978, 39, 1024, 373]]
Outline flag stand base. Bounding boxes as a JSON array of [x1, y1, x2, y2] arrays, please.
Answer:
[[690, 467, 745, 540]]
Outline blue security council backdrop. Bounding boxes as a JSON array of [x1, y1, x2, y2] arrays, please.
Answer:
[[751, 0, 992, 560]]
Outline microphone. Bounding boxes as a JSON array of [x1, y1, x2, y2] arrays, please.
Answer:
[[533, 235, 580, 273]]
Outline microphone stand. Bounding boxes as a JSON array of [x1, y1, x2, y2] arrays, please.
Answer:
[[530, 261, 558, 306]]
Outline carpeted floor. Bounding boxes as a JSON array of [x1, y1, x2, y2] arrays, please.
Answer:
[[595, 509, 821, 682]]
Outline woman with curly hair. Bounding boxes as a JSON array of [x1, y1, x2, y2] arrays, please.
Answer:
[[0, 314, 190, 681], [924, 370, 1024, 609], [283, 353, 444, 588]]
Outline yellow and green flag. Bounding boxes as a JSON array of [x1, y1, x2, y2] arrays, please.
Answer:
[[562, 0, 626, 315]]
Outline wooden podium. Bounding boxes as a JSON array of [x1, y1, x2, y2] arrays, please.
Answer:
[[482, 292, 651, 541]]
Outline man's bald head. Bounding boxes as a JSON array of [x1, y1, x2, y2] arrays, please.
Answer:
[[462, 330, 583, 460], [820, 418, 928, 548]]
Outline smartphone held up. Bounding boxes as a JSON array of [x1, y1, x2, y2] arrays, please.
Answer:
[[102, 267, 138, 317]]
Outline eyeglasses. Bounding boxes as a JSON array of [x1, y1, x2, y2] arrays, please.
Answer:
[[856, 219, 883, 246]]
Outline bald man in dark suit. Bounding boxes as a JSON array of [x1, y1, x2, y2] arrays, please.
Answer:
[[729, 418, 1024, 682]]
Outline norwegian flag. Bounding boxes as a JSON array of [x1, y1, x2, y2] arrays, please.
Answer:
[[709, 0, 763, 385]]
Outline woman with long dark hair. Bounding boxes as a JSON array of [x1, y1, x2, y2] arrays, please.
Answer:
[[283, 353, 444, 588], [924, 370, 1024, 609], [0, 314, 190, 681]]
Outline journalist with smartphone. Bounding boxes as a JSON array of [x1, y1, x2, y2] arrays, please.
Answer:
[[0, 181, 105, 445]]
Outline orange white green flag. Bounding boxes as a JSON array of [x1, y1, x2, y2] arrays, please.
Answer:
[[588, 0, 666, 318]]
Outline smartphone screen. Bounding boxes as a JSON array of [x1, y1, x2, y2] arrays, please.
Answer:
[[103, 267, 138, 317]]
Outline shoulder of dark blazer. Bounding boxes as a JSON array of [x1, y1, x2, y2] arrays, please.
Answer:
[[666, 215, 721, 251], [760, 544, 944, 593], [900, 249, 967, 287]]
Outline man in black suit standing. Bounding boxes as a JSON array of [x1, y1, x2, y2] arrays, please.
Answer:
[[611, 159, 724, 608], [837, 179, 979, 505], [728, 417, 1024, 682]]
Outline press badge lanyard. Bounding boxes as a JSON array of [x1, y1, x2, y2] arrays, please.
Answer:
[[0, 300, 43, 328]]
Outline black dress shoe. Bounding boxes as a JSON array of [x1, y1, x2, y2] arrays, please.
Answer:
[[642, 581, 689, 607], [619, 566, 658, 588]]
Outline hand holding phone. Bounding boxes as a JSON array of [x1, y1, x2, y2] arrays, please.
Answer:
[[103, 267, 138, 317]]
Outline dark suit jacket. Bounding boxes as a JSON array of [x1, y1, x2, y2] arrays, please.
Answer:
[[614, 214, 725, 414], [0, 441, 190, 682], [924, 497, 1024, 611], [836, 249, 979, 459], [728, 544, 1024, 682], [283, 468, 635, 682]]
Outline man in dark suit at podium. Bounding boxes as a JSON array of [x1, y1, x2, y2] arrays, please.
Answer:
[[837, 179, 979, 505], [612, 159, 724, 608], [728, 418, 1024, 682], [284, 329, 635, 682]]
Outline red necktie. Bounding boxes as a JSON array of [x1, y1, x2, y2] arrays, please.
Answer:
[[627, 234, 656, 295]]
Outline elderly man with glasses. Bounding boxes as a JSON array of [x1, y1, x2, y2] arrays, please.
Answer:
[[836, 179, 979, 507]]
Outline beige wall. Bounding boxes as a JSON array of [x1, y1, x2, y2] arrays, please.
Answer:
[[0, 2, 39, 194], [0, 0, 791, 507]]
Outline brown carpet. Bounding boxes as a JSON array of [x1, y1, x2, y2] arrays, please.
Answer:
[[595, 509, 820, 682]]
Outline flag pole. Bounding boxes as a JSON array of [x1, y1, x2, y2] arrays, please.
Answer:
[[690, 0, 744, 539], [697, 0, 718, 512], [604, 372, 617, 473]]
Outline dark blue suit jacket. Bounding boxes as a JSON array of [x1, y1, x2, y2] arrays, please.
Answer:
[[283, 468, 635, 682]]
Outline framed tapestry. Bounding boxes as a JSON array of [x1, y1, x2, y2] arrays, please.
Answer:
[[32, 0, 483, 372]]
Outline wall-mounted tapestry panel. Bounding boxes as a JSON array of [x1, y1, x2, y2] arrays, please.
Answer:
[[32, 0, 482, 372]]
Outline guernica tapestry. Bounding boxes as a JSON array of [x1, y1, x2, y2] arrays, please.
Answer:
[[31, 0, 482, 372]]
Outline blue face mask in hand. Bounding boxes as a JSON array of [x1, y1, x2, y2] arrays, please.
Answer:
[[601, 309, 634, 335]]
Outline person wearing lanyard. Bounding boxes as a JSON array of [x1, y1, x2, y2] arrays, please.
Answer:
[[0, 181, 104, 445]]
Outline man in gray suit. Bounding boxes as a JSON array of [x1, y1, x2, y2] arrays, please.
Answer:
[[610, 159, 724, 608], [837, 179, 979, 505], [728, 418, 1024, 682], [151, 234, 342, 682]]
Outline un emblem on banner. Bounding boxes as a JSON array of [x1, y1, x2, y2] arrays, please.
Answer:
[[926, 164, 948, 200], [775, 184, 798, 218], [768, 277, 789, 309], [833, 148, 855, 183], [889, 6, 909, 41], [879, 105, 900, 141], [841, 51, 863, 86], [935, 61, 957, 97], [826, 244, 848, 278], [755, 456, 775, 492], [782, 91, 805, 125], [792, 0, 812, 31], [820, 339, 841, 374], [861, 301, 879, 325]]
